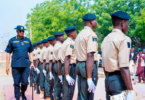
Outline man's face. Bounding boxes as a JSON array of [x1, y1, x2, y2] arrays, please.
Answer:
[[91, 19, 97, 29], [131, 48, 134, 52], [17, 30, 24, 37], [60, 35, 64, 43], [39, 44, 43, 48], [72, 30, 77, 39], [122, 20, 129, 34]]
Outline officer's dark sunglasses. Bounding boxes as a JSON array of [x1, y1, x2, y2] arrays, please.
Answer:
[[19, 30, 24, 32]]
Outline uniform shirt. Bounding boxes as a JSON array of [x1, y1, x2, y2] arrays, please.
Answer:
[[47, 44, 54, 62], [36, 48, 41, 60], [53, 41, 62, 62], [5, 36, 33, 67], [60, 37, 76, 64], [101, 29, 131, 72], [40, 47, 49, 63], [75, 26, 98, 61], [94, 52, 98, 61]]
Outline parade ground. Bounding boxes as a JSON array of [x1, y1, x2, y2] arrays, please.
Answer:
[[0, 63, 145, 100]]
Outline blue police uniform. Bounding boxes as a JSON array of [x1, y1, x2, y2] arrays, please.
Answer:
[[5, 25, 33, 100]]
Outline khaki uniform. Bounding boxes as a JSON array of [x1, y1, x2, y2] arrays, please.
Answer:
[[101, 29, 131, 96], [35, 47, 42, 94], [60, 37, 76, 100], [75, 26, 98, 100], [53, 41, 63, 100], [39, 47, 48, 91], [45, 44, 54, 98]]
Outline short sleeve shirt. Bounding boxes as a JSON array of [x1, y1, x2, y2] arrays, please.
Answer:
[[33, 49, 36, 60], [53, 41, 62, 61], [75, 26, 98, 61], [101, 29, 131, 72], [36, 48, 41, 60], [40, 47, 49, 63], [60, 37, 76, 64], [46, 45, 54, 62], [5, 36, 34, 67]]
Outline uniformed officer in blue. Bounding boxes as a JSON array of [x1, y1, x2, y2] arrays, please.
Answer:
[[5, 25, 34, 100]]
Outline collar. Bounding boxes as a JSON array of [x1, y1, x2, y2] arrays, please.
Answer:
[[84, 26, 92, 31], [16, 36, 25, 39], [56, 41, 61, 44], [67, 37, 73, 41], [112, 29, 124, 35]]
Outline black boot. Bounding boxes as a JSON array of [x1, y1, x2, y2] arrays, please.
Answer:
[[21, 85, 28, 100], [16, 98, 20, 100]]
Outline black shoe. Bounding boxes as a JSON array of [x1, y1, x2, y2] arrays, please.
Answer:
[[16, 98, 20, 100], [21, 93, 27, 100]]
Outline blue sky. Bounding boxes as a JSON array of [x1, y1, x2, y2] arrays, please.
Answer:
[[0, 0, 46, 51]]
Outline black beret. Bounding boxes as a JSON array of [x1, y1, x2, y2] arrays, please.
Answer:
[[64, 26, 76, 33], [54, 32, 64, 37], [111, 11, 131, 20], [42, 39, 48, 43], [37, 41, 43, 45], [82, 13, 96, 21], [47, 36, 55, 41], [14, 25, 26, 30]]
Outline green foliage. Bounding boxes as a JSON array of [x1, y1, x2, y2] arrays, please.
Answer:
[[25, 0, 145, 49]]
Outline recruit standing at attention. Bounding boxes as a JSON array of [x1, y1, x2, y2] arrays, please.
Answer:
[[101, 11, 135, 100], [53, 32, 64, 100], [5, 25, 34, 100], [39, 39, 49, 98], [60, 26, 77, 100], [75, 14, 98, 100], [45, 36, 56, 100], [35, 41, 43, 94]]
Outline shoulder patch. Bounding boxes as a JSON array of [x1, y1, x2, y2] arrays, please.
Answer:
[[33, 54, 35, 56], [13, 41, 19, 43], [70, 44, 74, 49], [92, 36, 97, 41], [127, 42, 130, 48], [38, 52, 40, 54], [50, 51, 53, 55]]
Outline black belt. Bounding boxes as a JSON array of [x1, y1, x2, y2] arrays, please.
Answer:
[[107, 71, 121, 76], [70, 63, 76, 67]]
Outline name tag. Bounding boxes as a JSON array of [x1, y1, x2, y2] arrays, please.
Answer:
[[70, 44, 74, 49], [13, 41, 19, 43], [24, 41, 29, 43], [92, 36, 97, 41]]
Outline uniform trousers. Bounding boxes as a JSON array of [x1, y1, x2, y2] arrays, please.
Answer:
[[12, 67, 30, 99], [53, 62, 62, 100], [76, 61, 98, 100], [45, 63, 54, 99], [35, 63, 41, 94], [61, 64, 76, 100], [105, 71, 127, 100], [40, 62, 45, 91]]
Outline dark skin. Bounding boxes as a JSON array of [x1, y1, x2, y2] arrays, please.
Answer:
[[64, 31, 77, 75], [49, 40, 56, 73], [36, 44, 43, 68], [43, 42, 49, 70], [84, 19, 97, 78], [16, 30, 24, 39], [56, 35, 64, 76], [103, 19, 133, 90]]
